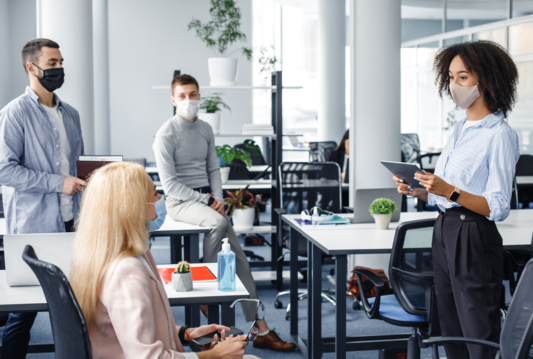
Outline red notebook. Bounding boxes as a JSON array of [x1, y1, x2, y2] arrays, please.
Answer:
[[158, 267, 217, 284]]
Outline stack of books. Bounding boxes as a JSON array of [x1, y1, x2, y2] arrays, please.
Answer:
[[242, 124, 274, 135]]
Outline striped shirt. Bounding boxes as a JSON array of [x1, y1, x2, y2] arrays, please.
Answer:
[[428, 112, 519, 222]]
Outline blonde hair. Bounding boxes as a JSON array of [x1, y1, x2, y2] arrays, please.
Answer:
[[70, 162, 151, 326]]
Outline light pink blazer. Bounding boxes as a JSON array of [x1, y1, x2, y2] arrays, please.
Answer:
[[88, 250, 196, 359]]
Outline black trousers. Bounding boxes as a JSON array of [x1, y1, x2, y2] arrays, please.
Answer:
[[432, 207, 503, 359]]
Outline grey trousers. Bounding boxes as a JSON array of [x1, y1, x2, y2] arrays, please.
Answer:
[[166, 196, 259, 322]]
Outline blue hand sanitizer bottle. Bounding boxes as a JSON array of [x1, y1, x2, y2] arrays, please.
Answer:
[[218, 238, 236, 291]]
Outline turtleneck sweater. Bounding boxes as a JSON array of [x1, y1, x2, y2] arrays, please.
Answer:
[[152, 115, 222, 204]]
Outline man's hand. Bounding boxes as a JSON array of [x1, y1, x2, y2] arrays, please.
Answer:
[[62, 177, 87, 195], [207, 194, 225, 215], [414, 172, 454, 198]]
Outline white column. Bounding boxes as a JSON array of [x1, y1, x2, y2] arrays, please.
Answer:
[[38, 0, 95, 155], [348, 0, 401, 271], [93, 0, 110, 155], [317, 0, 346, 143], [0, 0, 10, 109]]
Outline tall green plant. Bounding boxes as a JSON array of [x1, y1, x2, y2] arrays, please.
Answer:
[[200, 93, 231, 113], [188, 0, 252, 60]]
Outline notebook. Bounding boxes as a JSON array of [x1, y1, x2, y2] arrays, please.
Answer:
[[157, 266, 218, 284]]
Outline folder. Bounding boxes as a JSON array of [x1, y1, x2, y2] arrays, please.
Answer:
[[76, 155, 123, 181]]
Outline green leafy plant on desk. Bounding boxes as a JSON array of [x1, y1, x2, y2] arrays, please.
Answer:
[[225, 189, 266, 230], [369, 198, 397, 230]]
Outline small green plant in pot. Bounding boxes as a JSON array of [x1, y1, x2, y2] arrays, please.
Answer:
[[369, 198, 398, 230], [200, 93, 231, 135], [224, 189, 266, 231], [188, 0, 253, 86], [216, 140, 261, 183], [172, 261, 193, 292]]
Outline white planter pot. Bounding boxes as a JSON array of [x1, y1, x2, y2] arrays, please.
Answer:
[[208, 57, 238, 86], [373, 214, 392, 230], [232, 207, 255, 232], [220, 167, 230, 184], [172, 271, 193, 292], [200, 112, 221, 135]]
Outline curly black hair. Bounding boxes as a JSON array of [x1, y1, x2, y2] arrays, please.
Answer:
[[433, 40, 518, 118]]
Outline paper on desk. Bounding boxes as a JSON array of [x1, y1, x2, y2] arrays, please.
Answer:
[[158, 267, 218, 284]]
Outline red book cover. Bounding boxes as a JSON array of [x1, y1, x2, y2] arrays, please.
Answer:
[[157, 267, 217, 284]]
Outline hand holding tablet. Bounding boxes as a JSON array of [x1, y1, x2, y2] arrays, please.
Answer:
[[381, 161, 426, 189]]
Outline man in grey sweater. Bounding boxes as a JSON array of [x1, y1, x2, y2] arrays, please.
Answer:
[[153, 74, 295, 352]]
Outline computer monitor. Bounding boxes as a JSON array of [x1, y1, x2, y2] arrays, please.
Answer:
[[350, 188, 402, 224]]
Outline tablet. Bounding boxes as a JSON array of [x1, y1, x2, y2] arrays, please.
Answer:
[[381, 161, 426, 189]]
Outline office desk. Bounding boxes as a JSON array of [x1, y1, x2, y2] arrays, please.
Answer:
[[155, 179, 273, 193], [0, 263, 249, 354], [150, 217, 210, 265], [147, 166, 271, 177], [282, 210, 533, 359]]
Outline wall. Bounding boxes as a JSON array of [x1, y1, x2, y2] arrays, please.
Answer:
[[108, 0, 253, 162], [0, 0, 36, 109]]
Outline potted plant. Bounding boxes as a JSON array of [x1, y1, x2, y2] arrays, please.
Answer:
[[188, 0, 253, 86], [199, 93, 231, 135], [172, 261, 193, 292], [369, 198, 398, 230], [224, 189, 266, 231], [216, 140, 261, 183]]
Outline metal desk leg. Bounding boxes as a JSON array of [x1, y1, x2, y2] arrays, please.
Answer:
[[170, 235, 182, 264], [311, 243, 322, 359], [307, 239, 313, 359], [335, 255, 347, 359], [220, 303, 235, 327], [184, 234, 200, 263], [290, 227, 299, 336], [207, 304, 219, 324]]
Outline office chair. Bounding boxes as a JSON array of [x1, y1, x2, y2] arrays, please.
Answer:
[[308, 141, 337, 162], [228, 142, 267, 180], [22, 245, 92, 359], [274, 162, 356, 320], [515, 155, 533, 209], [401, 134, 421, 164], [423, 258, 533, 359], [354, 218, 439, 359]]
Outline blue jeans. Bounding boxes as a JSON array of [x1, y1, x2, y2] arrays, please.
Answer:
[[1, 312, 37, 359]]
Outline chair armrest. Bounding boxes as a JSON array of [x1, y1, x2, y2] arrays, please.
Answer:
[[352, 269, 383, 319], [422, 336, 500, 350], [274, 208, 286, 215], [343, 206, 354, 213]]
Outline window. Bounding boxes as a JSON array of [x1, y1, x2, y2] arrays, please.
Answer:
[[509, 22, 533, 56], [508, 61, 533, 154]]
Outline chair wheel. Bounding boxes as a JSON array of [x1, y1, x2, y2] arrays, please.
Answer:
[[285, 312, 290, 321], [353, 301, 361, 310], [274, 300, 283, 309]]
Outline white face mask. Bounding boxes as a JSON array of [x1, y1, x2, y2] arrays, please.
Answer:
[[176, 99, 200, 120], [449, 83, 481, 109]]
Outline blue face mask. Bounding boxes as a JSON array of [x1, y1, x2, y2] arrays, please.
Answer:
[[148, 196, 167, 232]]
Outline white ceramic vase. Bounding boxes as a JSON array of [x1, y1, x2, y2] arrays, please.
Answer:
[[208, 57, 238, 86], [220, 167, 230, 183], [172, 271, 193, 292], [200, 112, 221, 135], [232, 207, 255, 232], [373, 214, 392, 230]]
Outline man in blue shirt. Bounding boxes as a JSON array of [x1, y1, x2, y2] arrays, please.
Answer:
[[0, 38, 86, 358]]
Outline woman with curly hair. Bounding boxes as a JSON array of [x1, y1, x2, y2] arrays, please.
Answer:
[[393, 40, 519, 359]]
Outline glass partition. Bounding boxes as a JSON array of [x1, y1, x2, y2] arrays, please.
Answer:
[[446, 0, 508, 30], [509, 22, 533, 56], [513, 0, 533, 19], [508, 61, 533, 154], [473, 28, 506, 47]]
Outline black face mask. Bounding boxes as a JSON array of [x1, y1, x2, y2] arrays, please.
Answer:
[[32, 63, 65, 92]]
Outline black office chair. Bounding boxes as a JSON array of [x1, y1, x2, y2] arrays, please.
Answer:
[[515, 155, 533, 209], [274, 162, 356, 319], [354, 219, 439, 359], [308, 141, 337, 162], [22, 245, 92, 359], [401, 134, 421, 165], [228, 142, 267, 180], [423, 258, 533, 359]]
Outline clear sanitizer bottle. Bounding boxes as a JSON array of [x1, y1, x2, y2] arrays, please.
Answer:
[[217, 238, 236, 291]]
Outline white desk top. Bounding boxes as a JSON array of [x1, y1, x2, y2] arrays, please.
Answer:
[[0, 218, 5, 239], [283, 210, 533, 255], [516, 176, 533, 185], [0, 263, 249, 312], [155, 179, 273, 192], [147, 166, 270, 175], [150, 216, 210, 237]]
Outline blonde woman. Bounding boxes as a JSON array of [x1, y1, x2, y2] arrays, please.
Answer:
[[70, 162, 256, 359]]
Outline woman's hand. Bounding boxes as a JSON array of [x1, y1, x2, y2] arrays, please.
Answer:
[[185, 324, 230, 341], [393, 175, 427, 200], [414, 172, 454, 198], [197, 335, 248, 359]]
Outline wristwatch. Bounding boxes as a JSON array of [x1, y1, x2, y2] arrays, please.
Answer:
[[447, 187, 461, 203], [207, 196, 215, 207], [178, 325, 190, 344]]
